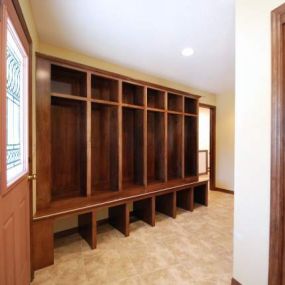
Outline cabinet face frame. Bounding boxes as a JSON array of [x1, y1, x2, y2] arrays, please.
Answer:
[[35, 54, 200, 211]]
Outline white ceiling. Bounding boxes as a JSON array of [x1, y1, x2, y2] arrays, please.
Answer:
[[30, 0, 235, 95]]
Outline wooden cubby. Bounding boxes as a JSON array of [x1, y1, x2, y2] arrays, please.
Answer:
[[122, 82, 144, 106], [91, 74, 118, 102], [147, 111, 165, 184], [147, 88, 165, 109], [184, 116, 198, 178], [51, 64, 87, 97], [185, 97, 197, 114], [91, 103, 119, 192], [51, 97, 87, 200], [168, 93, 183, 112], [35, 55, 205, 271], [167, 114, 182, 180], [122, 107, 144, 188]]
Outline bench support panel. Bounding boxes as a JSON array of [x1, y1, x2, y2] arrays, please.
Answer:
[[78, 210, 97, 249], [109, 204, 130, 236], [32, 219, 54, 270], [177, 188, 194, 212], [156, 192, 176, 218], [133, 197, 155, 226], [194, 183, 208, 207]]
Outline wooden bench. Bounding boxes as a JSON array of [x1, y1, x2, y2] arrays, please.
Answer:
[[32, 179, 208, 270]]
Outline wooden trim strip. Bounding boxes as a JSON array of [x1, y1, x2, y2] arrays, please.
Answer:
[[231, 278, 242, 285], [213, 187, 234, 195]]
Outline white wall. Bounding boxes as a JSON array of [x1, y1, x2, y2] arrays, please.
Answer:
[[199, 107, 210, 152], [234, 0, 283, 284], [216, 92, 235, 190]]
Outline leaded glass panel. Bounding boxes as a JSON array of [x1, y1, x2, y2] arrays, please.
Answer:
[[6, 20, 27, 185]]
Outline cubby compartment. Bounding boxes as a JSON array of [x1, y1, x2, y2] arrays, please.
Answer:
[[91, 103, 119, 192], [184, 116, 198, 178], [167, 93, 183, 112], [91, 74, 118, 102], [147, 111, 165, 184], [122, 107, 144, 188], [185, 97, 197, 114], [122, 82, 144, 106], [167, 114, 182, 180], [147, 88, 165, 109], [51, 64, 87, 97], [51, 97, 87, 200]]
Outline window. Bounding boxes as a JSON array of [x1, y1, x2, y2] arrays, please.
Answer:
[[6, 19, 28, 186]]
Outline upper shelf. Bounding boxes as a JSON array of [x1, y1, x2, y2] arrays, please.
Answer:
[[168, 93, 183, 112], [184, 97, 198, 115], [147, 88, 165, 110], [122, 82, 144, 106], [91, 74, 119, 102], [51, 64, 87, 98]]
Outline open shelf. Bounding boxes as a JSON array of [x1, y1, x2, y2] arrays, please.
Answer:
[[184, 116, 198, 178], [122, 82, 144, 106], [122, 107, 144, 188], [167, 114, 182, 180], [168, 93, 183, 112], [51, 64, 87, 97], [91, 74, 118, 102], [91, 103, 119, 192], [51, 97, 87, 200], [147, 88, 165, 110], [147, 111, 165, 184], [185, 97, 197, 115]]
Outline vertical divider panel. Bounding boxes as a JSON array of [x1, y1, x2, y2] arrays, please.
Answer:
[[164, 92, 168, 182], [143, 86, 147, 186], [86, 72, 92, 196], [118, 80, 123, 191], [182, 96, 185, 179], [36, 58, 51, 209]]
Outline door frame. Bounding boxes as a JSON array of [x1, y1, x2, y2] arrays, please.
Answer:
[[270, 3, 285, 285], [1, 0, 33, 280], [199, 103, 216, 190]]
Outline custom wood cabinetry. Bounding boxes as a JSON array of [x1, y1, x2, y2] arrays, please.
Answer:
[[33, 54, 205, 271]]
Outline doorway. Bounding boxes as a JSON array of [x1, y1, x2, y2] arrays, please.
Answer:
[[199, 103, 216, 190]]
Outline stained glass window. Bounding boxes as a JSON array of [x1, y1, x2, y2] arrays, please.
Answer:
[[6, 20, 28, 185]]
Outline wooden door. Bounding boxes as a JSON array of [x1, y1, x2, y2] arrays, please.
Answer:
[[0, 0, 31, 284]]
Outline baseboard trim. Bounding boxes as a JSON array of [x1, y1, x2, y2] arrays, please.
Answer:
[[231, 277, 242, 285], [212, 187, 234, 194]]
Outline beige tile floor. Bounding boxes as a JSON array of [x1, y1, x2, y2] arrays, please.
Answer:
[[32, 191, 233, 285]]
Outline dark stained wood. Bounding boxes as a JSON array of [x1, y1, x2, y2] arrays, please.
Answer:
[[34, 179, 208, 221], [32, 219, 54, 270], [269, 5, 285, 285], [51, 97, 87, 200], [147, 88, 165, 109], [122, 107, 144, 188], [177, 188, 194, 212], [109, 204, 129, 236], [168, 93, 183, 112], [167, 114, 182, 180], [156, 192, 176, 218], [184, 116, 198, 179], [91, 104, 119, 192], [50, 64, 87, 97], [122, 81, 144, 106], [91, 74, 118, 102], [231, 278, 242, 285], [36, 58, 51, 209], [147, 111, 165, 183], [133, 197, 155, 226], [213, 187, 234, 194], [193, 183, 208, 207], [78, 210, 97, 249], [36, 52, 200, 100]]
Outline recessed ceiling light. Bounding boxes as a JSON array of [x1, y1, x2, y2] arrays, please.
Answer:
[[181, 48, 194, 57]]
